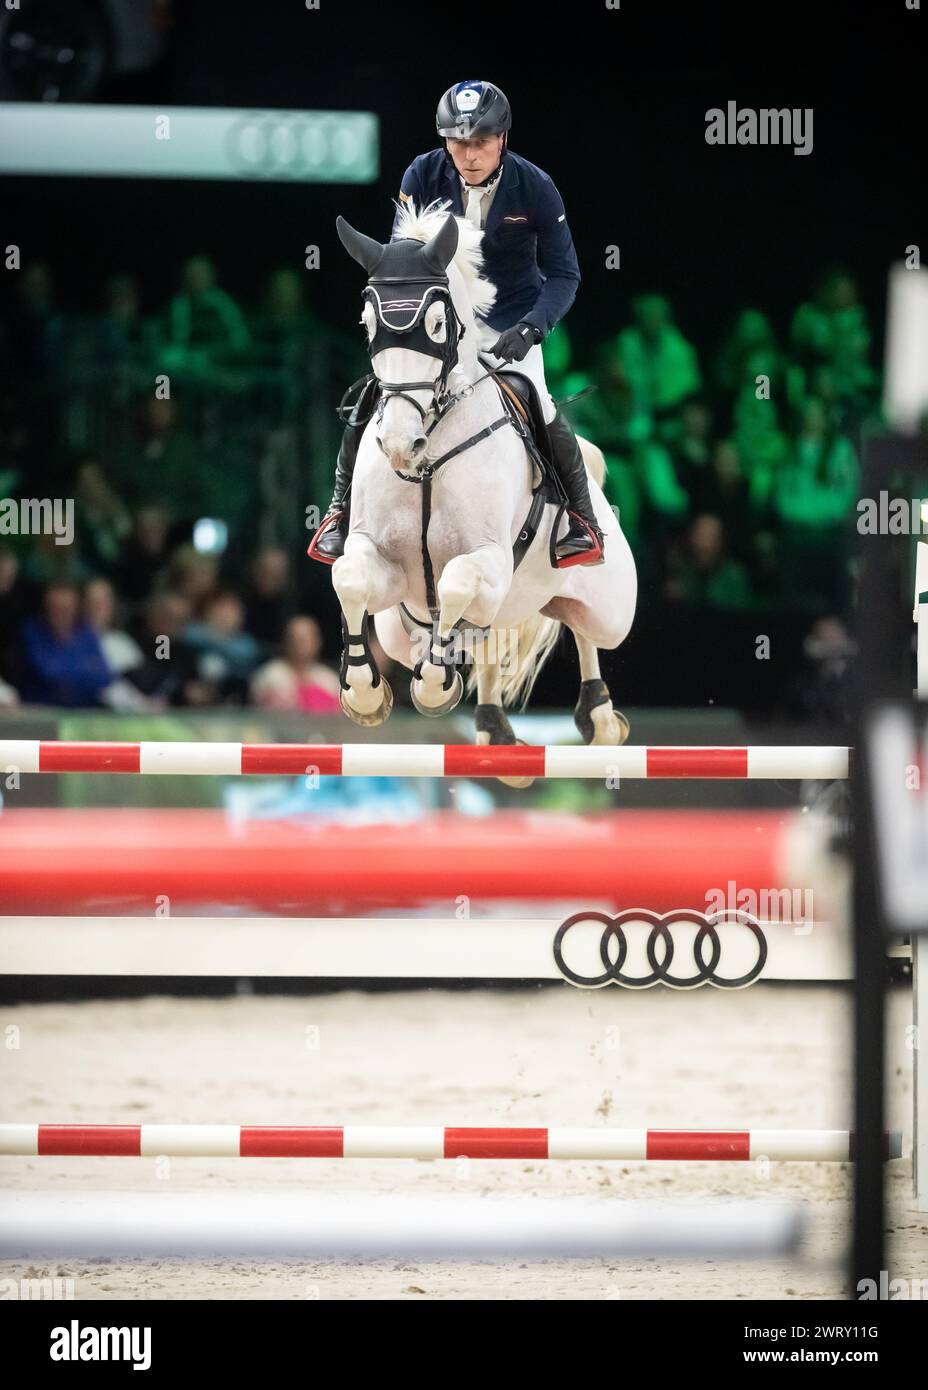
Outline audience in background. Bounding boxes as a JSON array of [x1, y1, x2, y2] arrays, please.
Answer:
[[250, 615, 341, 713], [74, 457, 133, 576], [131, 397, 204, 519], [116, 505, 173, 604], [243, 547, 295, 650], [164, 255, 251, 384], [183, 591, 261, 704], [790, 269, 877, 414], [83, 577, 144, 677], [160, 546, 220, 620], [94, 273, 148, 371], [665, 514, 753, 612], [605, 294, 702, 421], [18, 582, 113, 707], [125, 593, 198, 707], [788, 615, 856, 727], [0, 257, 882, 715]]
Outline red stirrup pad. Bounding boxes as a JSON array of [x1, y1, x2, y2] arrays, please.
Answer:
[[556, 516, 604, 569], [306, 513, 343, 565]]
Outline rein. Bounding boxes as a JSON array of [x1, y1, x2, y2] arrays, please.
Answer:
[[396, 385, 516, 626], [392, 371, 511, 484], [358, 272, 546, 638]]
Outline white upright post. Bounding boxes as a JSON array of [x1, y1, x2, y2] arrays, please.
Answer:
[[917, 936, 928, 1211], [916, 542, 928, 1210], [916, 543, 928, 699]]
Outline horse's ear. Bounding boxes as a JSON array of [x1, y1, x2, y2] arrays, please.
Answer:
[[421, 212, 459, 274], [336, 216, 384, 274]]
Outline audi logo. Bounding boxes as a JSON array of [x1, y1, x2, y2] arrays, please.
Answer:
[[223, 112, 370, 181], [552, 908, 768, 989]]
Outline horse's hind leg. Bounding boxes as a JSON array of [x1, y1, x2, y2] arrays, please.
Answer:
[[571, 633, 630, 746], [332, 537, 405, 726], [474, 645, 534, 789]]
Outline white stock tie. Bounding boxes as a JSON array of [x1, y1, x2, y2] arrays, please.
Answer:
[[464, 184, 485, 228]]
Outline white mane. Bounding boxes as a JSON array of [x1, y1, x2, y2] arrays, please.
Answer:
[[392, 198, 497, 326]]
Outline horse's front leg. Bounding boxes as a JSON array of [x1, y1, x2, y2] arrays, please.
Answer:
[[332, 535, 405, 726], [410, 546, 510, 718]]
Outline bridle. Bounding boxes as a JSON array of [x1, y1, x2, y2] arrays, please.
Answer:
[[362, 269, 511, 492], [362, 264, 468, 427]]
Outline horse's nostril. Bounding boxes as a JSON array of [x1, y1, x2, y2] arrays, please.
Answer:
[[411, 436, 428, 456], [376, 436, 387, 455]]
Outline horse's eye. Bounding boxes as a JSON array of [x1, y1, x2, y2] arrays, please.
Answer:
[[425, 304, 447, 341]]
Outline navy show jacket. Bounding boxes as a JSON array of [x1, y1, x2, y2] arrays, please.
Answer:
[[390, 148, 581, 337]]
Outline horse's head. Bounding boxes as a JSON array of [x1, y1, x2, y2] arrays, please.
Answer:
[[337, 211, 469, 472]]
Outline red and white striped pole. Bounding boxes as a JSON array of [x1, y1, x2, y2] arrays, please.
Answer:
[[0, 740, 851, 780], [0, 1124, 901, 1162]]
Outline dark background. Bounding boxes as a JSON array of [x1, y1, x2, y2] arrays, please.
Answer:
[[6, 0, 921, 353]]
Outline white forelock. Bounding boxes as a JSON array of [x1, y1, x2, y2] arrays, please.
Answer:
[[392, 198, 498, 329]]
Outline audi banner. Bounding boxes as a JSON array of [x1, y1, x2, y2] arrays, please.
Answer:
[[0, 103, 379, 183]]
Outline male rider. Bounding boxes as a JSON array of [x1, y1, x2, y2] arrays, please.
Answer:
[[311, 78, 603, 566]]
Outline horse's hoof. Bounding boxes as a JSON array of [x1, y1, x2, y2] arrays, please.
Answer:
[[410, 669, 464, 718], [340, 677, 393, 727], [612, 709, 631, 745], [475, 728, 535, 790], [587, 702, 630, 746], [497, 738, 535, 790], [574, 678, 630, 747]]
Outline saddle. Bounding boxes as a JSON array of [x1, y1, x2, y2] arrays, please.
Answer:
[[328, 366, 568, 585], [482, 361, 563, 492]]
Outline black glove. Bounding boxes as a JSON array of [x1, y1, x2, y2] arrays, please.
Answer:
[[491, 322, 542, 363]]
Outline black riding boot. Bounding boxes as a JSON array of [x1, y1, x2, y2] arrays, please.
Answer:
[[546, 407, 605, 565], [309, 426, 360, 562], [309, 377, 379, 564]]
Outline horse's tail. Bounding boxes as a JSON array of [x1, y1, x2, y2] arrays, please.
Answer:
[[466, 612, 562, 709], [501, 612, 562, 707]]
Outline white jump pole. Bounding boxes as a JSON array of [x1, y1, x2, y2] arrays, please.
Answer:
[[917, 542, 928, 697], [0, 913, 852, 983], [0, 1189, 805, 1261]]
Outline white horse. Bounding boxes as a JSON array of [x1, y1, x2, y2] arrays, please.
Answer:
[[330, 201, 637, 761]]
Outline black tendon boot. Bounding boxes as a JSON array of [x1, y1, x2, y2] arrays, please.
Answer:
[[546, 407, 605, 567], [308, 378, 379, 564]]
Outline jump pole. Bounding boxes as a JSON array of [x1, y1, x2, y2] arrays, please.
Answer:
[[0, 740, 851, 779], [0, 808, 838, 918], [0, 913, 852, 983], [0, 1123, 903, 1162], [0, 1189, 805, 1261]]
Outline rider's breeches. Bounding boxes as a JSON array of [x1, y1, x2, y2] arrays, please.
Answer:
[[481, 341, 557, 424]]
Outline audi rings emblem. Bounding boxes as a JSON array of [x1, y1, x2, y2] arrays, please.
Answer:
[[224, 112, 364, 181], [552, 908, 768, 989]]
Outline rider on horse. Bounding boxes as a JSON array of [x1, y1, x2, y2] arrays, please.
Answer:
[[311, 78, 604, 567]]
